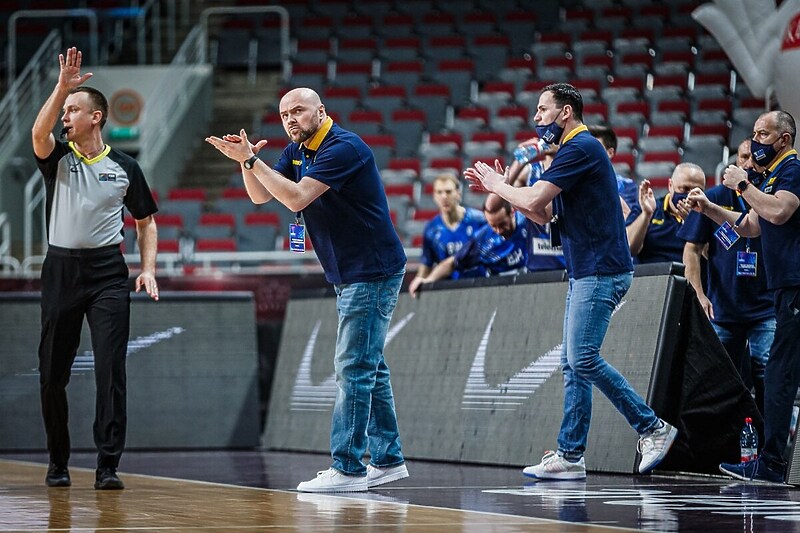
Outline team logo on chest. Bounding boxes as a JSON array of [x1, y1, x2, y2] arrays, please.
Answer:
[[98, 173, 117, 182]]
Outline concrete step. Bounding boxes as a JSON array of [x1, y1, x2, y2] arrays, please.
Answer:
[[176, 69, 282, 193]]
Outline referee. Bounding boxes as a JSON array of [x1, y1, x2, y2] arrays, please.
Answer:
[[31, 47, 159, 490]]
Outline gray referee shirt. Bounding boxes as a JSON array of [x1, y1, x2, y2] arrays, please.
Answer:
[[35, 141, 158, 249]]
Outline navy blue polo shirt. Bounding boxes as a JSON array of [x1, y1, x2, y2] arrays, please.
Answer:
[[636, 195, 685, 264], [421, 207, 487, 279], [526, 161, 566, 271], [677, 185, 774, 324], [273, 119, 406, 284], [454, 211, 528, 276], [540, 126, 633, 279], [757, 151, 800, 290]]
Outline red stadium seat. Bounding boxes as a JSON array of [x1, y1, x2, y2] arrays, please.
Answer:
[[159, 239, 180, 253], [413, 209, 439, 221], [244, 212, 280, 227], [195, 238, 237, 252], [429, 132, 463, 151], [388, 158, 421, 175], [168, 188, 206, 201]]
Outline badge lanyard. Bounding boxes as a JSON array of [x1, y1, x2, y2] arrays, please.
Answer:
[[728, 154, 796, 274], [733, 192, 757, 277], [289, 150, 315, 253]]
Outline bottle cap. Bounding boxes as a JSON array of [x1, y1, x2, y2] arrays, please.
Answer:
[[745, 417, 752, 424]]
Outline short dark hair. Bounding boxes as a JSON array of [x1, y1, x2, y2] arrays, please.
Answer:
[[775, 110, 796, 145], [69, 86, 108, 129], [587, 124, 617, 151], [483, 194, 512, 215], [542, 83, 583, 122]]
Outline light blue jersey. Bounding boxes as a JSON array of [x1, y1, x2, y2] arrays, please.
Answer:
[[421, 207, 487, 279]]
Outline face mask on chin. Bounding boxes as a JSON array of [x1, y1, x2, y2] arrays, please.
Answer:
[[535, 112, 566, 145]]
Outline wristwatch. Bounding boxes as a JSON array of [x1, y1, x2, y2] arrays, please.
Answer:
[[737, 179, 749, 193], [243, 155, 258, 170]]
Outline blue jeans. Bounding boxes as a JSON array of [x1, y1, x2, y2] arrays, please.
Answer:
[[713, 317, 775, 416], [557, 272, 661, 459], [713, 319, 775, 381], [330, 270, 405, 476]]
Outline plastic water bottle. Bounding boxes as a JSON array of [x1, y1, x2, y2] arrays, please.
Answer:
[[513, 139, 550, 165], [740, 417, 758, 463]]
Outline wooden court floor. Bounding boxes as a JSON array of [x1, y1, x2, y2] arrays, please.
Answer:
[[7, 450, 800, 532], [0, 459, 641, 532]]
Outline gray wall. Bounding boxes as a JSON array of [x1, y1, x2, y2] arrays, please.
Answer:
[[264, 275, 673, 474], [0, 292, 260, 450]]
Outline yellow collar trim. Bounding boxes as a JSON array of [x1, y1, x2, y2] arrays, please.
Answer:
[[302, 116, 333, 151], [768, 149, 798, 172], [69, 141, 110, 164], [560, 124, 588, 145]]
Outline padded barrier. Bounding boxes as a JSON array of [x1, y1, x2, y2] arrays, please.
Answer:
[[265, 265, 759, 475], [0, 292, 260, 450]]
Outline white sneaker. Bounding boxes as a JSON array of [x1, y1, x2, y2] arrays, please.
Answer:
[[638, 421, 678, 474], [366, 463, 409, 488], [296, 468, 368, 493], [523, 451, 586, 480]]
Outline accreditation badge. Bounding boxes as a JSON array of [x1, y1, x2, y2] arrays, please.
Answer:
[[736, 251, 757, 277], [714, 221, 740, 250], [289, 222, 305, 253]]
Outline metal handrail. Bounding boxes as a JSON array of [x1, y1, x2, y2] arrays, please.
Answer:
[[7, 9, 98, 88], [0, 256, 21, 273], [137, 0, 163, 64], [23, 170, 47, 261], [0, 213, 11, 257], [0, 31, 61, 161], [19, 248, 421, 277], [199, 5, 291, 81], [136, 24, 206, 174]]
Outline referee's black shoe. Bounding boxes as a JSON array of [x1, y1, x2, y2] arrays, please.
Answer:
[[45, 464, 71, 487], [95, 467, 125, 490]]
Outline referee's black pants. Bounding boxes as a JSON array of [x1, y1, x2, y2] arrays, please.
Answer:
[[38, 244, 130, 469]]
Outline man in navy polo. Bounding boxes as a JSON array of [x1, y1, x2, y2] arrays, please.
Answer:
[[688, 110, 800, 484], [206, 88, 408, 493], [679, 138, 774, 419], [627, 163, 706, 264], [465, 83, 678, 480]]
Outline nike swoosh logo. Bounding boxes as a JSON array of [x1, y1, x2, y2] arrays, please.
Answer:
[[290, 312, 415, 412], [462, 301, 627, 411], [21, 327, 187, 376], [71, 326, 187, 373]]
